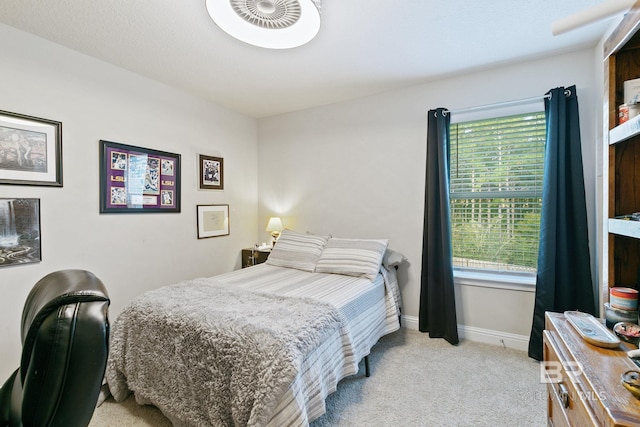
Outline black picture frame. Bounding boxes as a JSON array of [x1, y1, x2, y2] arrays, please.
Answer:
[[99, 140, 181, 213], [199, 154, 224, 190], [197, 204, 230, 238], [0, 110, 62, 186]]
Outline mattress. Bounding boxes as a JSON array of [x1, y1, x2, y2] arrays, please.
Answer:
[[106, 263, 401, 426]]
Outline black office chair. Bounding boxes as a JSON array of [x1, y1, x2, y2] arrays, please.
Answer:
[[0, 270, 110, 427]]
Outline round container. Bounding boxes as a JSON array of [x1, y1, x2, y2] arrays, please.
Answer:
[[611, 287, 639, 311], [620, 104, 630, 124], [614, 321, 640, 346], [604, 302, 638, 329]]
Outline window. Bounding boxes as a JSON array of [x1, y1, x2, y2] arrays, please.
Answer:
[[449, 111, 545, 274]]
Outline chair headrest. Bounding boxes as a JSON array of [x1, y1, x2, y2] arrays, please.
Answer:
[[20, 270, 109, 377]]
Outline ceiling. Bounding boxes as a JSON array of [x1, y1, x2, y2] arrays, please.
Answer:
[[0, 0, 619, 118]]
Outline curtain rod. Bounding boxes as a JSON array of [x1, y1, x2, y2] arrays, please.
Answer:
[[443, 95, 548, 116], [440, 89, 571, 116]]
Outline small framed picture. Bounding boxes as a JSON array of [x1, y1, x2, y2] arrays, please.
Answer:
[[199, 154, 223, 190], [0, 110, 62, 186], [0, 198, 41, 267], [197, 204, 229, 238]]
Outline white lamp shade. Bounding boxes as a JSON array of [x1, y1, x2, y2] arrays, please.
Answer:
[[206, 0, 322, 49], [265, 217, 284, 232]]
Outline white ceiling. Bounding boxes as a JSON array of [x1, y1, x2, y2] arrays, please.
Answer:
[[0, 0, 618, 118]]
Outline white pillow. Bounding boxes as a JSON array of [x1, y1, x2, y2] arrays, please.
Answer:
[[315, 237, 389, 281], [382, 248, 407, 270], [265, 229, 329, 272]]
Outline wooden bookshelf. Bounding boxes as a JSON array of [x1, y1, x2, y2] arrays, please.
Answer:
[[605, 3, 640, 291]]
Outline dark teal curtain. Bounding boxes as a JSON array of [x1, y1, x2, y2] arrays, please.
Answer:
[[528, 86, 595, 360], [419, 108, 459, 345]]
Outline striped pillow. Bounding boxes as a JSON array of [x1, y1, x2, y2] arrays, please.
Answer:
[[315, 238, 389, 281], [265, 229, 329, 272]]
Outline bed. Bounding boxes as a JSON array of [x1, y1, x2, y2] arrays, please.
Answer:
[[105, 230, 403, 426]]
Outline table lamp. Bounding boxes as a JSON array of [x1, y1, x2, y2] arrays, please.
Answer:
[[265, 217, 284, 247]]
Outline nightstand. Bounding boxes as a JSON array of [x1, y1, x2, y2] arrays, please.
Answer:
[[241, 248, 270, 268]]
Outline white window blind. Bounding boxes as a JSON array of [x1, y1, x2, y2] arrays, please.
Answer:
[[449, 111, 546, 273]]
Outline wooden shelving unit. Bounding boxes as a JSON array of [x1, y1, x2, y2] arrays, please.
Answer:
[[605, 3, 640, 291]]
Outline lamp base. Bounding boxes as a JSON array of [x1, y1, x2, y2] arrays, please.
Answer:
[[271, 231, 280, 247]]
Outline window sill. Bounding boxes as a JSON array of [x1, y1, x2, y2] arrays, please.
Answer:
[[453, 269, 536, 293]]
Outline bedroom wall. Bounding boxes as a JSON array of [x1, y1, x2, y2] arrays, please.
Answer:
[[0, 24, 259, 381], [257, 48, 599, 350]]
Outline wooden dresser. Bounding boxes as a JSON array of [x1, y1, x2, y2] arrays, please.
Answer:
[[543, 312, 640, 426]]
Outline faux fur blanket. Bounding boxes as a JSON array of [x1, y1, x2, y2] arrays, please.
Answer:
[[106, 278, 345, 426]]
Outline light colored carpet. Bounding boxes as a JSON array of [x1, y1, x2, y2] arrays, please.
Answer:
[[90, 328, 546, 426]]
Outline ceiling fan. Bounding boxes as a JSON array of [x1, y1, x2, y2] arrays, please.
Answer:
[[552, 0, 636, 35]]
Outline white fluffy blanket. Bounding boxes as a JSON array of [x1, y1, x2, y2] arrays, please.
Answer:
[[106, 278, 345, 426]]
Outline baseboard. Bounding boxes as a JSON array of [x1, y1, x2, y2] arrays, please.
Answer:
[[401, 315, 530, 351]]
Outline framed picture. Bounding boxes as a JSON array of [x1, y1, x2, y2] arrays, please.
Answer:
[[199, 154, 224, 190], [0, 110, 62, 186], [99, 140, 181, 213], [197, 204, 229, 238], [0, 198, 41, 267]]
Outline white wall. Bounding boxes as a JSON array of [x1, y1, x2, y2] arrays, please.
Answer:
[[594, 29, 612, 317], [0, 24, 259, 380], [0, 22, 601, 379], [257, 48, 599, 349]]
